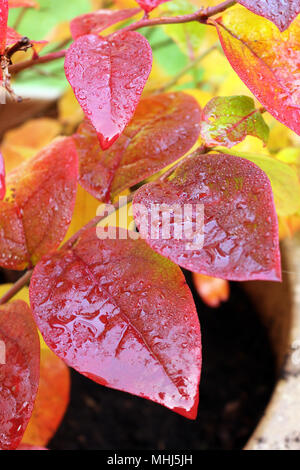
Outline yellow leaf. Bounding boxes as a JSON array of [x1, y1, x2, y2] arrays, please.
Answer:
[[1, 118, 61, 172]]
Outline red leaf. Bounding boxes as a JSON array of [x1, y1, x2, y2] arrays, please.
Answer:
[[215, 11, 300, 137], [17, 444, 47, 450], [0, 152, 5, 200], [135, 0, 170, 13], [74, 92, 201, 202], [8, 0, 38, 7], [0, 137, 78, 270], [6, 27, 47, 48], [0, 300, 40, 450], [237, 0, 300, 32], [0, 0, 8, 55], [70, 8, 141, 39], [30, 228, 202, 419], [64, 32, 152, 150], [133, 151, 281, 281]]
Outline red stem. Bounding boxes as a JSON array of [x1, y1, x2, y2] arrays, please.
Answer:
[[8, 49, 67, 74]]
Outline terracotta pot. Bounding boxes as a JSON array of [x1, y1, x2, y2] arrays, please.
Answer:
[[244, 234, 300, 450]]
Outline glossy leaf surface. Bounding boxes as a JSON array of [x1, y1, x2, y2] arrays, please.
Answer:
[[22, 343, 70, 447], [216, 7, 300, 136], [219, 149, 300, 217], [133, 151, 281, 281], [135, 0, 169, 13], [65, 32, 152, 150], [30, 228, 202, 419], [200, 96, 269, 148], [0, 300, 40, 450], [74, 92, 201, 201], [0, 0, 8, 54], [70, 8, 141, 39], [237, 0, 300, 31], [0, 152, 5, 200], [0, 137, 78, 270]]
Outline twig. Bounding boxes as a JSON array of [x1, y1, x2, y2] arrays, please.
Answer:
[[8, 49, 67, 75], [118, 0, 236, 33], [157, 44, 218, 93], [13, 7, 27, 31], [0, 270, 33, 305]]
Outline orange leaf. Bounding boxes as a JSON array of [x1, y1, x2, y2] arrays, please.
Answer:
[[192, 273, 230, 308], [21, 343, 70, 447], [8, 0, 39, 8], [1, 118, 62, 173], [215, 7, 300, 137], [0, 300, 40, 450], [0, 137, 78, 270]]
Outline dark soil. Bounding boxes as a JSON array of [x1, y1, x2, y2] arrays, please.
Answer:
[[47, 272, 276, 451]]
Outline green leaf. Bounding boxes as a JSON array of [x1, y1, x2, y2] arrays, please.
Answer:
[[200, 96, 269, 148], [8, 0, 88, 40], [160, 0, 205, 57], [217, 149, 300, 217]]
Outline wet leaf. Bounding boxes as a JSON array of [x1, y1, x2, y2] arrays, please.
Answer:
[[0, 152, 5, 200], [133, 150, 281, 281], [237, 0, 300, 32], [135, 0, 169, 13], [0, 300, 40, 450], [64, 32, 152, 150], [0, 137, 78, 270], [215, 7, 300, 137], [70, 8, 141, 39], [0, 0, 8, 55], [21, 343, 70, 447], [74, 92, 201, 202], [200, 96, 269, 148], [219, 148, 300, 217], [192, 273, 230, 308], [30, 227, 202, 419]]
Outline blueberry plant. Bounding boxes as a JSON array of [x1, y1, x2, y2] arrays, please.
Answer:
[[0, 0, 300, 450]]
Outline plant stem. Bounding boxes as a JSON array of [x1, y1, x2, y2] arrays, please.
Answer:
[[13, 7, 27, 30], [0, 270, 33, 305], [119, 0, 236, 33], [8, 49, 67, 75]]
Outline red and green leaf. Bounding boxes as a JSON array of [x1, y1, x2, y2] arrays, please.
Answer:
[[74, 92, 201, 202], [215, 7, 300, 137], [133, 151, 281, 281], [200, 96, 269, 148], [0, 137, 78, 270], [0, 300, 40, 450], [65, 32, 152, 150], [70, 8, 141, 39], [237, 0, 300, 32], [30, 228, 202, 419]]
